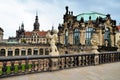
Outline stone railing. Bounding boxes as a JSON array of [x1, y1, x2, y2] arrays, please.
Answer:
[[0, 51, 120, 78]]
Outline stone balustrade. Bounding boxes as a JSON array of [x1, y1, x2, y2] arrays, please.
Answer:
[[0, 51, 120, 78]]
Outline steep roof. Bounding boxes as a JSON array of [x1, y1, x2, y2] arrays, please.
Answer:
[[38, 31, 47, 36], [25, 32, 32, 36]]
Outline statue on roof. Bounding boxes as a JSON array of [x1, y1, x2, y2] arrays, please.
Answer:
[[65, 6, 69, 14]]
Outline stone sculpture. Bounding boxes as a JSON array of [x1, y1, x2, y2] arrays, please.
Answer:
[[90, 34, 99, 53], [91, 33, 99, 65], [46, 30, 59, 56]]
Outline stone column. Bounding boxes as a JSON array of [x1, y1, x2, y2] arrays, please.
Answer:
[[31, 48, 33, 55], [13, 48, 15, 56], [49, 45, 59, 71], [90, 34, 99, 65], [99, 29, 103, 46], [43, 48, 45, 55], [46, 30, 60, 71], [69, 31, 73, 44], [80, 29, 85, 45], [6, 49, 8, 57], [19, 48, 21, 56]]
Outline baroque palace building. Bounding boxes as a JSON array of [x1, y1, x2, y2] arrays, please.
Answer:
[[0, 6, 118, 56], [58, 6, 116, 51]]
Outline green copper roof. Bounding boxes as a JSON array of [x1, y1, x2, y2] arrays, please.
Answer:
[[77, 11, 106, 21]]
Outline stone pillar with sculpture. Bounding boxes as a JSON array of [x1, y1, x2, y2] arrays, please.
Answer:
[[90, 33, 99, 65], [46, 30, 59, 71]]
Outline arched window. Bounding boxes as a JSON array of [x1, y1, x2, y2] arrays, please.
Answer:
[[0, 49, 5, 56], [21, 49, 26, 56], [64, 30, 68, 45], [104, 27, 110, 46], [85, 28, 95, 45], [73, 28, 80, 45], [8, 48, 13, 56], [15, 49, 19, 56], [27, 48, 32, 55], [34, 48, 38, 55], [39, 48, 43, 55]]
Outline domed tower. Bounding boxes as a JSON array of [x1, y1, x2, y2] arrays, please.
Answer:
[[33, 12, 40, 31]]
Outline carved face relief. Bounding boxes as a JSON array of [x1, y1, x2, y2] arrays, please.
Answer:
[[91, 34, 99, 46]]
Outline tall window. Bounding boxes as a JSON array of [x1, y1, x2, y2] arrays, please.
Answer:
[[15, 49, 19, 56], [73, 28, 80, 45], [39, 48, 43, 55], [85, 28, 95, 45], [104, 27, 110, 46], [45, 48, 49, 55], [8, 49, 13, 56], [65, 30, 68, 45], [21, 49, 26, 56], [0, 49, 5, 56], [34, 48, 38, 55], [28, 48, 32, 55]]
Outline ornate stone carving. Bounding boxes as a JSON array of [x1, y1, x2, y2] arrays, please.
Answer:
[[91, 34, 99, 46], [46, 30, 59, 56], [91, 34, 99, 65], [90, 34, 99, 53]]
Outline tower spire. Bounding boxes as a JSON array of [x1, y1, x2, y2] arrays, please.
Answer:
[[51, 25, 54, 35], [36, 11, 38, 16], [35, 11, 38, 20], [33, 12, 40, 31], [21, 22, 24, 30]]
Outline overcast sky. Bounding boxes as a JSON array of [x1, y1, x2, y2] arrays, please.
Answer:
[[0, 0, 120, 39]]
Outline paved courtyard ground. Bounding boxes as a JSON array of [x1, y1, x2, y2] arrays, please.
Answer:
[[1, 62, 120, 80]]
